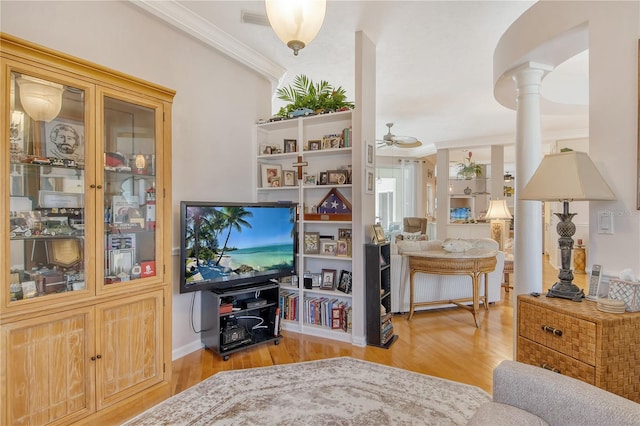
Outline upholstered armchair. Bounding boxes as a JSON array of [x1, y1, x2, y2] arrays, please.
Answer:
[[403, 217, 428, 234]]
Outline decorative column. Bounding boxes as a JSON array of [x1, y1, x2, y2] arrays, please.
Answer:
[[512, 64, 551, 297]]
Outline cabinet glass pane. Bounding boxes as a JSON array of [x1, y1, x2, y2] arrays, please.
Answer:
[[103, 97, 156, 285], [8, 71, 86, 301]]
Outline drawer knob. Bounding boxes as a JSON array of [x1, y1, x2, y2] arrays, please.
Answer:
[[541, 325, 563, 336], [541, 363, 561, 374]]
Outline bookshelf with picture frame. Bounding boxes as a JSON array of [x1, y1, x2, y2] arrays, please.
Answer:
[[254, 32, 376, 346], [255, 111, 360, 342]]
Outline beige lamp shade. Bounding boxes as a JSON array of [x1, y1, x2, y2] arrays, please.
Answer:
[[265, 0, 326, 56], [485, 199, 512, 220], [16, 76, 63, 122], [519, 151, 616, 202]]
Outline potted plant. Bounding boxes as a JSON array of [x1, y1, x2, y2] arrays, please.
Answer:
[[275, 74, 354, 118], [457, 151, 483, 179]]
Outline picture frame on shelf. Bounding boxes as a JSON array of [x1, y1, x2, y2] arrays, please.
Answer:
[[303, 232, 320, 254], [366, 167, 375, 194], [303, 174, 317, 186], [307, 140, 321, 151], [260, 144, 272, 155], [336, 239, 350, 257], [43, 117, 85, 164], [322, 134, 341, 150], [327, 170, 348, 185], [321, 240, 337, 256], [372, 223, 387, 244], [283, 170, 296, 186], [321, 269, 337, 290], [318, 171, 328, 185], [338, 228, 352, 241], [337, 270, 352, 294], [261, 163, 282, 188], [284, 139, 297, 153]]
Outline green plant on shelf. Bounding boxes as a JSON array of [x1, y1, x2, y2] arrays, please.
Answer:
[[457, 151, 482, 179], [275, 74, 354, 117]]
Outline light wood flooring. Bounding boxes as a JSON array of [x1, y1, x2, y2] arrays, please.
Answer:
[[113, 257, 585, 424]]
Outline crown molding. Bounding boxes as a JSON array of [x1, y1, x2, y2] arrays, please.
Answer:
[[130, 0, 285, 87]]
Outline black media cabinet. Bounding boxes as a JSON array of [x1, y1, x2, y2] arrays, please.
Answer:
[[201, 281, 280, 360]]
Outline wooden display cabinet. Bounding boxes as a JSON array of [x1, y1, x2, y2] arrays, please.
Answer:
[[1, 33, 174, 425]]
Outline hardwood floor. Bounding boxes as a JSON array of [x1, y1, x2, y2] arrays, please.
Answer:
[[112, 256, 585, 424]]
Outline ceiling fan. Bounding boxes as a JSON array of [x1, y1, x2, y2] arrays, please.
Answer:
[[377, 123, 422, 149]]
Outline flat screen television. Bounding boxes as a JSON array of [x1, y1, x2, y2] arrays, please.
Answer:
[[180, 201, 297, 293]]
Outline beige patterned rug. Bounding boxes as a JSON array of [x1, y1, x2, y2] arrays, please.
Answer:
[[124, 357, 490, 425]]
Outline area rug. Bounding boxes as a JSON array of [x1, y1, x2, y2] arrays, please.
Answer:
[[124, 357, 490, 425]]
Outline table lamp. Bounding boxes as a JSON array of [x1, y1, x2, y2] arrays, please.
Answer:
[[519, 151, 616, 301], [485, 199, 512, 251]]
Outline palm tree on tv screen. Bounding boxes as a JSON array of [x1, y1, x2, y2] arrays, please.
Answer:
[[215, 207, 253, 266]]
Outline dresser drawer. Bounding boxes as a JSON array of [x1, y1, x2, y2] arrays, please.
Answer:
[[519, 300, 596, 365], [517, 337, 596, 385]]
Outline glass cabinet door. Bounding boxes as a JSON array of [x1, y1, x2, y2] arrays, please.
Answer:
[[8, 70, 87, 302], [102, 96, 158, 286]]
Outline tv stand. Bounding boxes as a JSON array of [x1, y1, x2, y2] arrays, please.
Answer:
[[201, 281, 281, 360]]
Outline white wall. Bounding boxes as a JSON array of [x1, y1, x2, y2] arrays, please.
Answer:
[[1, 0, 273, 359]]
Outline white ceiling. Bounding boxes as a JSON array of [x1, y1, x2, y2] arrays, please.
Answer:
[[143, 1, 589, 164]]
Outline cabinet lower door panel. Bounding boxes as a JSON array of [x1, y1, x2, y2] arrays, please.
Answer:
[[96, 291, 163, 409], [517, 337, 595, 385], [3, 309, 94, 426]]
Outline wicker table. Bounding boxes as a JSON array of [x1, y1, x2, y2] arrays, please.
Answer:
[[405, 248, 497, 327]]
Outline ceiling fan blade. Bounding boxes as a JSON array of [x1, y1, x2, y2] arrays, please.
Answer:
[[391, 135, 418, 144]]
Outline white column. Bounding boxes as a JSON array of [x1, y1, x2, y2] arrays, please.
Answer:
[[435, 148, 450, 240], [513, 66, 548, 297]]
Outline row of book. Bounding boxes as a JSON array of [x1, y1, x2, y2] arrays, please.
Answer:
[[280, 290, 299, 321], [304, 296, 352, 331], [279, 291, 353, 332], [381, 313, 394, 345]]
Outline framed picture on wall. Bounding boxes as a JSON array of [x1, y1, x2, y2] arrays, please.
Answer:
[[366, 167, 374, 194], [366, 142, 374, 166]]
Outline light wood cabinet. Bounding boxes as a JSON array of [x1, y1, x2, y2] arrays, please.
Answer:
[[1, 33, 173, 424]]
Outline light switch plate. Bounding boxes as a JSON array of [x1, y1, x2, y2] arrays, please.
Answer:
[[597, 211, 613, 234]]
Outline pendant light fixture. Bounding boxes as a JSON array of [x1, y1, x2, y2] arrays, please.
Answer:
[[265, 0, 326, 56], [16, 75, 63, 122]]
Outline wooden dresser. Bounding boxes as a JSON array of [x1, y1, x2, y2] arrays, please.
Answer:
[[517, 294, 640, 402]]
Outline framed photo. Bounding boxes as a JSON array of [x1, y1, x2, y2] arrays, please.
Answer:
[[321, 269, 337, 290], [284, 139, 297, 153], [337, 270, 352, 294], [322, 134, 341, 149], [366, 142, 374, 166], [336, 239, 350, 257], [261, 164, 282, 188], [283, 170, 296, 186], [338, 228, 352, 241], [308, 140, 321, 151], [327, 170, 348, 185], [43, 117, 84, 164], [303, 232, 320, 254], [321, 240, 337, 256], [303, 174, 317, 186], [366, 167, 375, 194], [318, 171, 328, 185], [372, 223, 386, 243], [260, 144, 272, 155]]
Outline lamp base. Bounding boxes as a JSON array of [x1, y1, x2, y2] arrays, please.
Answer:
[[546, 281, 584, 302]]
